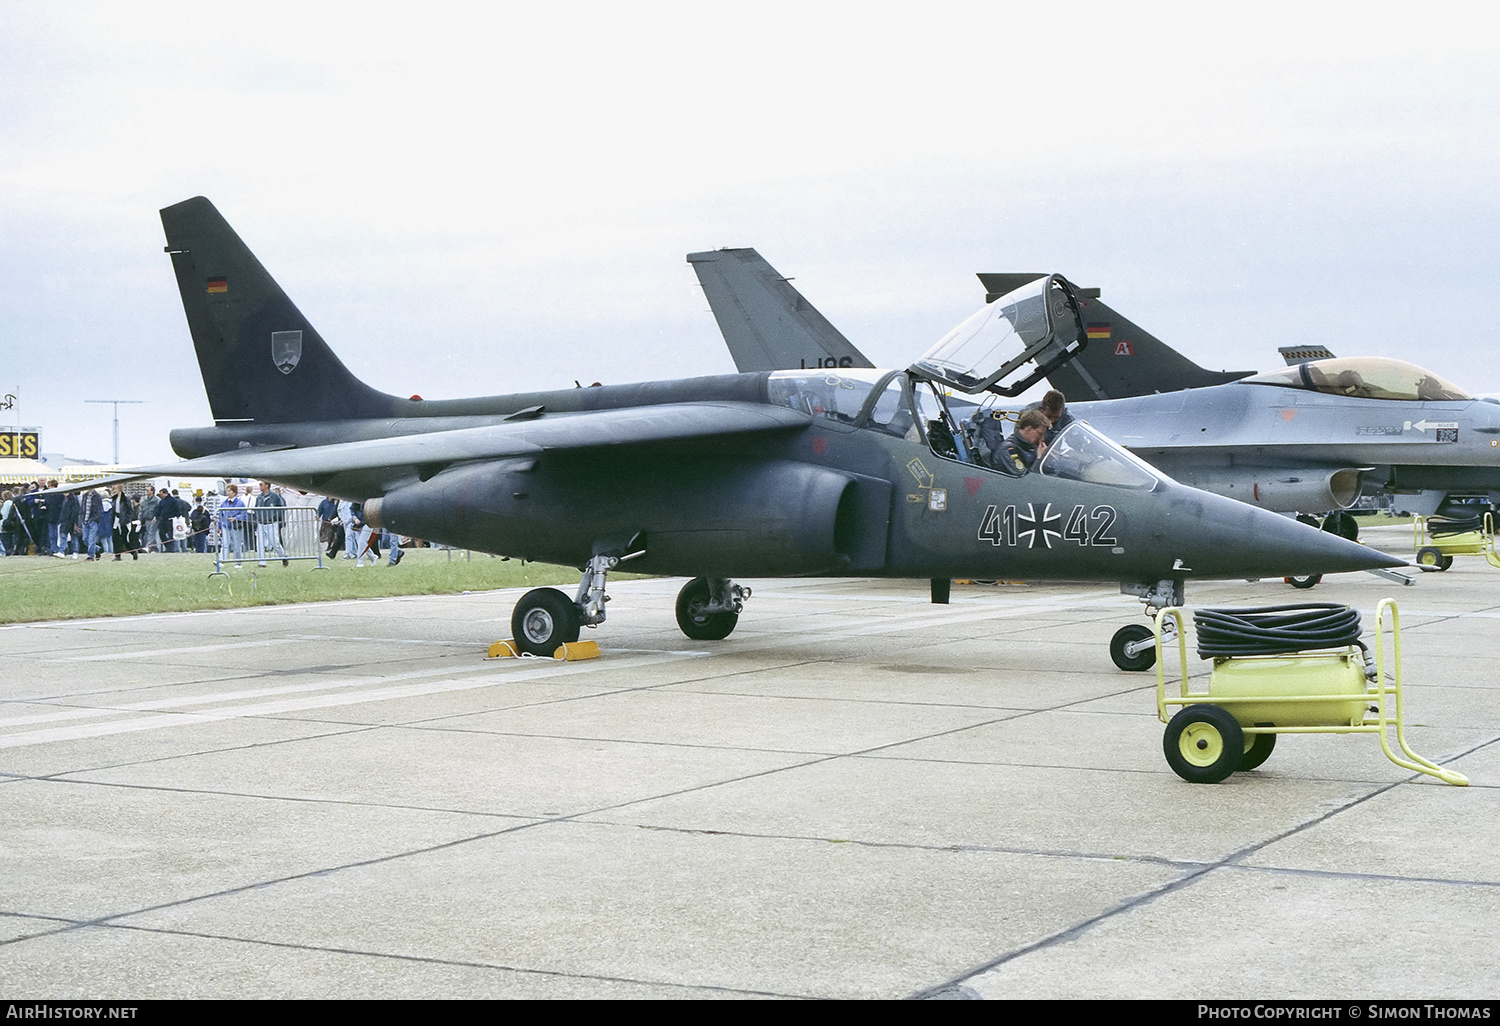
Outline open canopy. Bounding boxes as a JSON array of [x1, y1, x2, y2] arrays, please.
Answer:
[[908, 274, 1086, 396]]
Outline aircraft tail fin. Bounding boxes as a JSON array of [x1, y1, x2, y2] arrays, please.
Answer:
[[688, 248, 874, 372], [160, 197, 398, 423], [976, 274, 1254, 400]]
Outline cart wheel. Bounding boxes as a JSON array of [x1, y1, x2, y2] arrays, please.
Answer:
[[1239, 731, 1277, 771], [1440, 554, 1454, 571], [1110, 623, 1156, 671], [1164, 704, 1244, 783], [1416, 547, 1445, 569], [1286, 574, 1322, 589]]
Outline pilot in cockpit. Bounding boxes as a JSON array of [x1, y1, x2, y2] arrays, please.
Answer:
[[1002, 409, 1051, 474]]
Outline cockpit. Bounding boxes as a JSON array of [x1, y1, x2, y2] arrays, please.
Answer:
[[765, 368, 1161, 492], [763, 272, 1160, 493], [1243, 357, 1470, 402]]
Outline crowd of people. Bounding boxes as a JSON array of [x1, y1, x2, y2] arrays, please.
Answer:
[[1, 479, 211, 560], [0, 478, 409, 567]]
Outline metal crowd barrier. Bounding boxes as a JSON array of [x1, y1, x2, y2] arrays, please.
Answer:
[[211, 506, 327, 576]]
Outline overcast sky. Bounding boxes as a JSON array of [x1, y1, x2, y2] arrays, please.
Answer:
[[4, 2, 1500, 465]]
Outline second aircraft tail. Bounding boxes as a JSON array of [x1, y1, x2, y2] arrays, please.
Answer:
[[688, 248, 874, 373], [977, 274, 1254, 400]]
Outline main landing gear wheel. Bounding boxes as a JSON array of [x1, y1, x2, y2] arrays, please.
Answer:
[[1238, 730, 1277, 771], [1110, 623, 1157, 672], [675, 577, 739, 641], [1416, 547, 1453, 571], [1286, 574, 1322, 589], [512, 587, 581, 656], [1164, 704, 1244, 783]]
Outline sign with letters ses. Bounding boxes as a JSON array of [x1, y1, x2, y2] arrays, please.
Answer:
[[0, 430, 41, 458]]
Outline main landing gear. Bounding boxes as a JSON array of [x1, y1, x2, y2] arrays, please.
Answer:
[[510, 552, 619, 656], [508, 556, 751, 656], [1110, 579, 1183, 672], [675, 577, 751, 641]]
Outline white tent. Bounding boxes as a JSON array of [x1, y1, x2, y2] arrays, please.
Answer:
[[0, 458, 57, 485]]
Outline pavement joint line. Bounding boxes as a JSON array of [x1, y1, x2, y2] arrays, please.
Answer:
[[21, 723, 390, 782], [1222, 861, 1500, 889], [909, 741, 1478, 999], [12, 920, 813, 1000], [13, 773, 550, 820], [0, 815, 598, 945], [608, 821, 1211, 869]]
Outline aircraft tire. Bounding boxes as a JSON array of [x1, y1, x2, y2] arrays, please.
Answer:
[[512, 587, 581, 656], [1109, 623, 1157, 672], [1238, 731, 1277, 771], [1322, 511, 1359, 541], [1286, 574, 1322, 589], [1164, 704, 1243, 784], [675, 577, 739, 641]]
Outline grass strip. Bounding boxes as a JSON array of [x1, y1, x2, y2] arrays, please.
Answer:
[[0, 549, 627, 623]]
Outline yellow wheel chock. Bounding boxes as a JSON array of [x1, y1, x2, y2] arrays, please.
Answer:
[[488, 639, 602, 661], [1154, 599, 1468, 786]]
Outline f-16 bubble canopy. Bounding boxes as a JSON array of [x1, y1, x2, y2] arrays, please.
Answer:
[[909, 273, 1087, 396], [1245, 357, 1471, 402]]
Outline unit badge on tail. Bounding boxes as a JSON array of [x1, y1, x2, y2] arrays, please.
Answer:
[[272, 330, 303, 374]]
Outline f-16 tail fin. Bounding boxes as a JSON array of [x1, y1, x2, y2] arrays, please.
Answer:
[[976, 273, 1254, 400], [688, 248, 874, 372], [160, 197, 398, 424]]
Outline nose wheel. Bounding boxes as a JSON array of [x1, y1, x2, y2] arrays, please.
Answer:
[[1110, 623, 1158, 671]]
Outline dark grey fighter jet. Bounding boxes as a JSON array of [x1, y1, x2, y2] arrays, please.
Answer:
[[694, 250, 1500, 532], [92, 200, 1401, 664]]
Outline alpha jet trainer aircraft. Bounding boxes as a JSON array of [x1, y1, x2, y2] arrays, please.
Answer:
[[92, 199, 1400, 663], [693, 249, 1500, 550]]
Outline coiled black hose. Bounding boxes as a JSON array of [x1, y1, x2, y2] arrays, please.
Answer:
[[1429, 516, 1483, 537], [1193, 603, 1363, 659]]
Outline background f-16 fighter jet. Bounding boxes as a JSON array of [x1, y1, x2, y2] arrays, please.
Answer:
[[976, 274, 1500, 532], [79, 200, 1400, 667]]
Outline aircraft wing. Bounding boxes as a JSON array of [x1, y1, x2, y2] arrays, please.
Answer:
[[71, 402, 812, 484], [688, 248, 874, 372]]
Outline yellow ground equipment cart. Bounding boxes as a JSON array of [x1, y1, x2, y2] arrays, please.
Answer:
[[1154, 600, 1468, 786], [1412, 512, 1500, 571]]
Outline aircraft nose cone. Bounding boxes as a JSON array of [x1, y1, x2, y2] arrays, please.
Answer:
[[1162, 490, 1406, 579]]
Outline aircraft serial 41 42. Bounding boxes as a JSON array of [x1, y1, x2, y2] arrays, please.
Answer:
[[88, 198, 1402, 664]]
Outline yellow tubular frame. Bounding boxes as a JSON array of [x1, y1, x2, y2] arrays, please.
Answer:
[[1153, 602, 1467, 786]]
